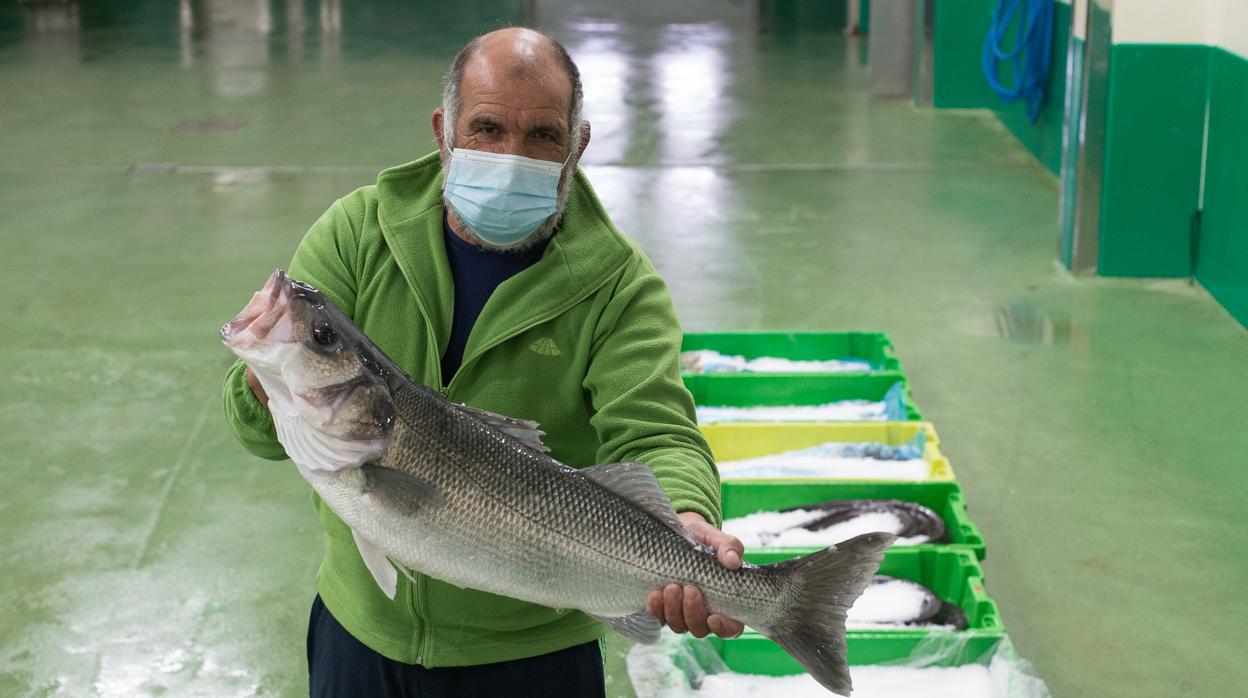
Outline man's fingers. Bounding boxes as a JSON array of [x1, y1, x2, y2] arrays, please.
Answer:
[[663, 584, 686, 634], [705, 529, 744, 570], [708, 614, 745, 639], [646, 589, 665, 625], [682, 515, 745, 570], [682, 586, 710, 638]]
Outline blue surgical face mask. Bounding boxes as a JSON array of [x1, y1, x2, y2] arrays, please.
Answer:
[[443, 148, 567, 248]]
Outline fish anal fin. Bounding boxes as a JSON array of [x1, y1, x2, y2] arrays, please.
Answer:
[[352, 529, 397, 600], [583, 462, 692, 543], [455, 403, 550, 454], [588, 611, 662, 645]]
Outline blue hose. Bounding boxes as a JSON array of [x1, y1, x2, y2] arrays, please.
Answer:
[[982, 0, 1055, 123]]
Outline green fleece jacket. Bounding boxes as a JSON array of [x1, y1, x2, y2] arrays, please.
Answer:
[[222, 152, 720, 667]]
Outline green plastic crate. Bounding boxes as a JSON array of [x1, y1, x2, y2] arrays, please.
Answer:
[[722, 480, 986, 559], [681, 331, 903, 374], [709, 631, 1005, 674], [719, 548, 1004, 670], [685, 373, 922, 421]]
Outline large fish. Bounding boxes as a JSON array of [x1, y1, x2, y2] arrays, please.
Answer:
[[221, 269, 892, 695]]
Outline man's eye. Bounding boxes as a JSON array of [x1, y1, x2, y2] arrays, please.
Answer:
[[481, 125, 499, 135]]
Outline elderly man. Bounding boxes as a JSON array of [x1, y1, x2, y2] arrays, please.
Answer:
[[222, 27, 743, 696]]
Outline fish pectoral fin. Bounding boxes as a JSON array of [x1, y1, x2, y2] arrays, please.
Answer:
[[352, 529, 398, 600], [453, 403, 550, 454], [582, 462, 693, 544], [360, 464, 444, 515], [587, 611, 662, 645]]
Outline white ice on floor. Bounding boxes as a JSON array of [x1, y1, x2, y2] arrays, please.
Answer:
[[695, 665, 992, 697], [681, 350, 873, 374], [724, 510, 927, 548], [696, 401, 890, 423], [717, 456, 930, 481]]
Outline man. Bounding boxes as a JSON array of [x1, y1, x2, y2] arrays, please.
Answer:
[[222, 27, 745, 696]]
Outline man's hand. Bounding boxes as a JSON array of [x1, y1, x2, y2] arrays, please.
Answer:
[[245, 367, 269, 408], [645, 512, 746, 639]]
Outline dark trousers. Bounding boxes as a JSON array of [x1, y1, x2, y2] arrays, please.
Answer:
[[307, 595, 606, 698]]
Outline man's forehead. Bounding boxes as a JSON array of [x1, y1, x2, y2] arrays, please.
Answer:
[[459, 37, 572, 117]]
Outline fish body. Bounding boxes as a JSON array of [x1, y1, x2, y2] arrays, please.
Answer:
[[222, 270, 892, 695]]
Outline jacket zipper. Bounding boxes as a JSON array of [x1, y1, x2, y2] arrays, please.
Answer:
[[411, 572, 428, 665], [406, 289, 442, 665]]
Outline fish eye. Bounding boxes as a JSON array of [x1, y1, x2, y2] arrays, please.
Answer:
[[313, 323, 338, 347]]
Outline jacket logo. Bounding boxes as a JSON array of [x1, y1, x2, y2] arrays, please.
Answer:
[[529, 337, 562, 356]]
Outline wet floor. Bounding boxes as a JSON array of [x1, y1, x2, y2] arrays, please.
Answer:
[[2, 1, 1247, 696]]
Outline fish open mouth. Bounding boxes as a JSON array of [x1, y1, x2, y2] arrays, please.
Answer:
[[221, 269, 298, 348]]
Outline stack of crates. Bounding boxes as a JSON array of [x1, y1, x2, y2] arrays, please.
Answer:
[[681, 331, 1006, 676]]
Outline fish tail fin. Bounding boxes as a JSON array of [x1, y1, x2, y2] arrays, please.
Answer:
[[761, 532, 894, 696]]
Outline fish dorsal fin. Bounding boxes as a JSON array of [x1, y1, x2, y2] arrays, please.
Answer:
[[583, 462, 693, 543], [454, 403, 550, 454]]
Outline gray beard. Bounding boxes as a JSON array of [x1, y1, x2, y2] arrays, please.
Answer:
[[440, 159, 576, 254]]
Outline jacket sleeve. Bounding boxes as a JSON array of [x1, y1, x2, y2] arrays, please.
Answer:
[[583, 259, 722, 527], [221, 195, 363, 461]]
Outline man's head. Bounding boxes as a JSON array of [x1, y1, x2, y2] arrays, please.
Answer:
[[433, 28, 590, 252]]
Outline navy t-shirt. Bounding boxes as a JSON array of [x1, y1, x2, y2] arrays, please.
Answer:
[[440, 215, 552, 384]]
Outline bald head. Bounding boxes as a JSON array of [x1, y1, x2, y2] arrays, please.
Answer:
[[439, 28, 584, 160], [470, 28, 570, 86]]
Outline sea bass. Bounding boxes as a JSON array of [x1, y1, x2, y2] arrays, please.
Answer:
[[221, 269, 892, 695]]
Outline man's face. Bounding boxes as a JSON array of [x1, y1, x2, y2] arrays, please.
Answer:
[[451, 46, 574, 164]]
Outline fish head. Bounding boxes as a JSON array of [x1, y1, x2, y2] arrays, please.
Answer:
[[221, 269, 396, 469]]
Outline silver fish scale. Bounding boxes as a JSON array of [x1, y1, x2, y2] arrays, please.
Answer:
[[313, 378, 790, 625]]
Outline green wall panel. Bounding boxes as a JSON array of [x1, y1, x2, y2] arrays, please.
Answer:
[[1198, 48, 1248, 327], [1097, 44, 1208, 277], [931, 0, 1070, 174], [933, 0, 995, 108], [760, 0, 847, 32]]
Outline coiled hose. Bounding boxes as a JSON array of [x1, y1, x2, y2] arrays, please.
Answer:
[[982, 0, 1055, 123]]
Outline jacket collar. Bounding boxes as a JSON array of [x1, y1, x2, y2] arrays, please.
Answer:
[[375, 152, 632, 374]]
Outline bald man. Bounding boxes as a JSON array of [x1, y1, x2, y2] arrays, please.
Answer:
[[222, 28, 742, 696]]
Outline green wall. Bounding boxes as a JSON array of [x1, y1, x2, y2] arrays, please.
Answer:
[[1096, 44, 1209, 277], [759, 0, 847, 31], [1198, 47, 1248, 326], [932, 0, 1070, 174]]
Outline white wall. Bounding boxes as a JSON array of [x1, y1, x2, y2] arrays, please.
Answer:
[[1110, 0, 1248, 57], [1207, 0, 1248, 57], [1112, 0, 1208, 44]]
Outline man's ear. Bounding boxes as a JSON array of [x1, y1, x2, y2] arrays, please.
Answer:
[[575, 120, 591, 161], [433, 108, 447, 161]]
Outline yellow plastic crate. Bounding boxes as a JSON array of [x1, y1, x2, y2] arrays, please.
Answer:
[[700, 421, 955, 481]]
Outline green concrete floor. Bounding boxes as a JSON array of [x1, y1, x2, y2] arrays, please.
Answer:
[[3, 1, 1247, 696]]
